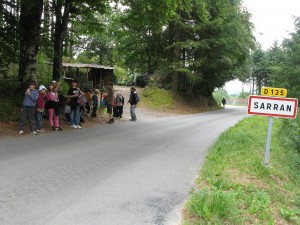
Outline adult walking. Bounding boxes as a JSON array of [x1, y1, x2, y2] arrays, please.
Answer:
[[106, 82, 114, 124], [222, 97, 226, 108], [128, 87, 140, 121]]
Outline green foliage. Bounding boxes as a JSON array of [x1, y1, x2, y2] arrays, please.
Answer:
[[238, 91, 250, 99], [0, 97, 21, 122], [279, 116, 300, 154], [280, 208, 300, 223], [213, 88, 230, 105], [114, 66, 129, 84], [36, 53, 52, 85], [183, 116, 300, 224], [116, 0, 255, 95], [250, 17, 300, 99]]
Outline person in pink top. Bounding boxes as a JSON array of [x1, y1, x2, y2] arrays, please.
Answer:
[[45, 82, 63, 131], [36, 85, 47, 133]]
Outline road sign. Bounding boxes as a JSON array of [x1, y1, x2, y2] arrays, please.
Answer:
[[261, 87, 287, 97], [248, 95, 298, 119]]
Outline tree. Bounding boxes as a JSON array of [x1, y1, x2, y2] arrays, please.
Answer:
[[18, 0, 43, 83], [52, 0, 73, 81]]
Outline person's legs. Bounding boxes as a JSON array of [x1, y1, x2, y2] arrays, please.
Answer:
[[48, 109, 55, 127], [91, 105, 98, 117], [106, 104, 114, 123], [74, 105, 80, 126], [70, 109, 75, 126], [85, 102, 90, 115], [54, 113, 59, 128], [19, 106, 28, 131], [36, 111, 43, 130], [28, 106, 36, 132], [119, 105, 123, 118], [130, 104, 137, 120]]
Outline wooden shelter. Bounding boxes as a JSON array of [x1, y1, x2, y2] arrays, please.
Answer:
[[62, 63, 114, 89]]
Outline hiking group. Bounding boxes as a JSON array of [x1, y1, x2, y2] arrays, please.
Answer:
[[18, 80, 140, 135]]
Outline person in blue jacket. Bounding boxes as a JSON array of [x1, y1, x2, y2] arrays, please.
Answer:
[[19, 81, 39, 135]]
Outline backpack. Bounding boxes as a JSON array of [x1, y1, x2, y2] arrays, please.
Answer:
[[119, 96, 124, 104], [77, 94, 86, 107], [135, 93, 140, 103]]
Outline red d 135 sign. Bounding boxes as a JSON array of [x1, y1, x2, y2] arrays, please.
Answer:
[[248, 95, 298, 119]]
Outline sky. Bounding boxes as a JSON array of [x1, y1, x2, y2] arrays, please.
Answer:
[[224, 0, 300, 95]]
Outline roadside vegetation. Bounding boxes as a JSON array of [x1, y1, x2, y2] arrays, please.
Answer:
[[141, 87, 220, 114], [183, 115, 300, 225]]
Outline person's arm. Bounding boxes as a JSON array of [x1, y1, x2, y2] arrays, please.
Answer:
[[30, 90, 39, 102], [67, 89, 78, 98]]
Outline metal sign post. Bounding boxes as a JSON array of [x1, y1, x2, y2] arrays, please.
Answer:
[[264, 116, 274, 166]]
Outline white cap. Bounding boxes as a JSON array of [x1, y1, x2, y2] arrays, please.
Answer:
[[52, 80, 57, 84], [39, 85, 47, 91]]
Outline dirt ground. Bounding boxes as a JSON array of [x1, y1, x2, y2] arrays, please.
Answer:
[[0, 86, 174, 138]]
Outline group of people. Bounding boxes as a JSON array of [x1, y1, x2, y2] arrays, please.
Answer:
[[104, 82, 140, 124], [19, 80, 64, 135], [18, 80, 140, 135]]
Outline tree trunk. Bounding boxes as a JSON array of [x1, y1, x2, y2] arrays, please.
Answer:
[[18, 0, 43, 84], [171, 20, 181, 92], [52, 0, 72, 80]]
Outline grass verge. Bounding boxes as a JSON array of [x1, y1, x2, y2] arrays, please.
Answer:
[[140, 87, 219, 113], [183, 116, 300, 225]]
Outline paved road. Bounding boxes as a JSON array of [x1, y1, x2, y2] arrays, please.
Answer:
[[0, 106, 248, 225]]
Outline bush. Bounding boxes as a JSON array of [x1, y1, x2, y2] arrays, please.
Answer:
[[0, 98, 22, 122], [279, 116, 300, 153]]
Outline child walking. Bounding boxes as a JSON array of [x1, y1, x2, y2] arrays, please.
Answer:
[[19, 81, 39, 135], [46, 82, 63, 131], [36, 85, 47, 133]]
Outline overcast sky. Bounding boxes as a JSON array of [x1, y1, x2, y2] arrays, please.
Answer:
[[225, 0, 300, 95], [243, 0, 300, 50]]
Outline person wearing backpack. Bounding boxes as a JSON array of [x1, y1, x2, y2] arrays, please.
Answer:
[[116, 92, 124, 118], [128, 87, 139, 121], [67, 80, 83, 129]]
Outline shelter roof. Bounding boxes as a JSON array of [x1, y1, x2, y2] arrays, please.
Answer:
[[62, 63, 114, 70]]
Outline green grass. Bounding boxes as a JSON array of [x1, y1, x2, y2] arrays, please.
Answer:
[[141, 87, 177, 110], [141, 87, 219, 113], [183, 116, 300, 225]]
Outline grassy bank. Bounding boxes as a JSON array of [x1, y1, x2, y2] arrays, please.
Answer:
[[140, 87, 220, 114], [183, 116, 300, 225]]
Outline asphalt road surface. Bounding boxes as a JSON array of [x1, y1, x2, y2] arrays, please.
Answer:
[[0, 106, 248, 225]]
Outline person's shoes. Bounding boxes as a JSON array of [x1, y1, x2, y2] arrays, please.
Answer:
[[130, 118, 136, 121], [106, 119, 114, 124], [37, 129, 45, 133], [71, 125, 78, 129], [56, 127, 63, 131], [119, 115, 122, 118], [77, 125, 82, 129], [30, 131, 37, 135], [19, 130, 24, 135], [51, 126, 55, 131]]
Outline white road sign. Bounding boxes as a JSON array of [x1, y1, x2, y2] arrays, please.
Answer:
[[248, 95, 298, 119]]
